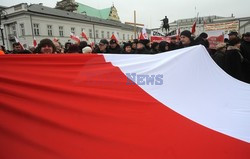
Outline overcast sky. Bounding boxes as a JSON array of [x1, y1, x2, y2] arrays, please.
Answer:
[[2, 0, 250, 29]]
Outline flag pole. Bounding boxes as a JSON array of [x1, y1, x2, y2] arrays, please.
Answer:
[[134, 10, 136, 39]]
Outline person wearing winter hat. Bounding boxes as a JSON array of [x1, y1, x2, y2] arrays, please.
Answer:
[[213, 43, 227, 71], [131, 39, 139, 51], [240, 32, 250, 83], [228, 31, 238, 41], [82, 46, 92, 54], [94, 39, 109, 53], [34, 38, 56, 54], [151, 42, 160, 54], [135, 40, 151, 54], [195, 32, 209, 48], [169, 36, 179, 50], [225, 37, 246, 81], [141, 39, 151, 51], [122, 42, 134, 54], [159, 41, 170, 53], [109, 39, 121, 54], [180, 30, 194, 48]]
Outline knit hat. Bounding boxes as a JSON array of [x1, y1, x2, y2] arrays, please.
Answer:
[[82, 46, 92, 53], [245, 32, 250, 37], [110, 39, 117, 44], [180, 30, 192, 39], [99, 39, 109, 45], [228, 31, 238, 36], [123, 42, 132, 50], [199, 32, 208, 39]]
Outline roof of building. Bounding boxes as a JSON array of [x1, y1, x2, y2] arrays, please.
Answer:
[[0, 5, 7, 9], [24, 4, 146, 32], [76, 3, 111, 20]]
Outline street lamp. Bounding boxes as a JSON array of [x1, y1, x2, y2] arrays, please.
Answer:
[[0, 9, 8, 47]]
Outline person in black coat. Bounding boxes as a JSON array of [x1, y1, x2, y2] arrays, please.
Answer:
[[122, 42, 134, 54], [108, 39, 121, 54], [169, 36, 179, 50], [159, 41, 169, 53], [151, 42, 160, 54], [240, 32, 250, 83], [225, 38, 245, 81], [135, 40, 151, 54], [213, 43, 227, 71], [179, 30, 196, 48], [94, 39, 110, 54]]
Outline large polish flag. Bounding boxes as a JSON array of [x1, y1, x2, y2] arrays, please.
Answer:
[[0, 45, 249, 159]]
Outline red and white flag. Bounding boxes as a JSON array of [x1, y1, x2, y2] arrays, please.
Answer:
[[110, 31, 119, 42], [139, 26, 148, 40], [70, 32, 80, 43], [81, 31, 88, 41], [1, 45, 250, 159], [191, 21, 197, 34], [33, 36, 37, 47], [14, 36, 24, 50]]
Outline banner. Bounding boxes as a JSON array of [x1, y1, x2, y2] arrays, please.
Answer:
[[151, 36, 171, 43], [0, 46, 250, 159], [208, 34, 224, 49], [204, 21, 239, 31]]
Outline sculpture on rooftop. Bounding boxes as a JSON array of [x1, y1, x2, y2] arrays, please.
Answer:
[[55, 0, 78, 12]]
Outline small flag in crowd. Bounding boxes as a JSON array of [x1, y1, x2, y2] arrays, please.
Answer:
[[191, 21, 197, 34], [110, 31, 119, 42], [81, 31, 88, 41], [33, 37, 37, 47], [70, 32, 81, 44], [14, 36, 24, 50], [139, 26, 148, 40]]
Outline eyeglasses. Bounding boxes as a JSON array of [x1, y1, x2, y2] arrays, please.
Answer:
[[99, 43, 105, 46]]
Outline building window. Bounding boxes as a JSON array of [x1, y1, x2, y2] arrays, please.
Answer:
[[11, 24, 17, 36], [71, 27, 75, 34], [89, 29, 92, 38], [131, 35, 133, 40], [117, 32, 119, 39], [127, 34, 130, 40], [101, 31, 104, 38], [47, 25, 53, 36], [33, 23, 39, 36], [107, 31, 110, 39], [20, 23, 25, 36], [123, 34, 125, 40], [95, 30, 99, 38], [59, 26, 64, 37], [81, 28, 85, 32]]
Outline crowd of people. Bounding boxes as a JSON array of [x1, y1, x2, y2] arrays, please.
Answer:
[[0, 30, 249, 83]]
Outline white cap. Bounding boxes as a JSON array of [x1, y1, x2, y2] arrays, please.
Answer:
[[82, 46, 92, 54]]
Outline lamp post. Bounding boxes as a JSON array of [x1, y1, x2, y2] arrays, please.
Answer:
[[0, 10, 8, 47]]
